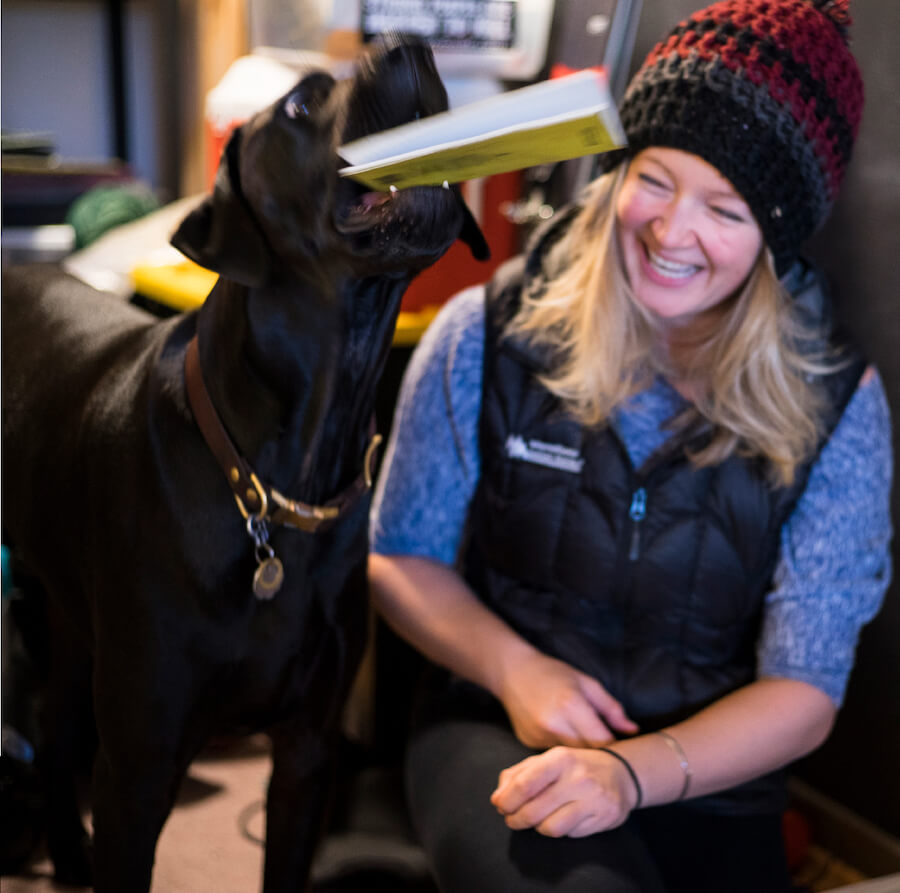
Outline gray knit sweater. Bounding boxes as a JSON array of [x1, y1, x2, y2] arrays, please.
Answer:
[[371, 286, 893, 706]]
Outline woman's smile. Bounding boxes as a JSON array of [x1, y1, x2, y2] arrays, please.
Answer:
[[640, 244, 703, 284]]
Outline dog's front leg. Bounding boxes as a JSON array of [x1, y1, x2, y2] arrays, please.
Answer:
[[88, 647, 196, 893], [263, 725, 335, 893], [90, 731, 190, 893]]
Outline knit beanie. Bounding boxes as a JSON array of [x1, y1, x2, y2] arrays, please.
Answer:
[[602, 0, 864, 270]]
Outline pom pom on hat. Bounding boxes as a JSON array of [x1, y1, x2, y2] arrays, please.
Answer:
[[602, 0, 865, 270], [812, 0, 851, 33]]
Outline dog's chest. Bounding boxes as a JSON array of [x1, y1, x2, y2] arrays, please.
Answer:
[[202, 525, 369, 725]]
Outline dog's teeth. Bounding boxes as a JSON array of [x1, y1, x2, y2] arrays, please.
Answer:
[[389, 185, 398, 197]]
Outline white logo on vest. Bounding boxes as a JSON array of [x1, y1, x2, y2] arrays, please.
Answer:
[[504, 435, 585, 473]]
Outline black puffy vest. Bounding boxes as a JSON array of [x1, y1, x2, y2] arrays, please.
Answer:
[[464, 219, 865, 814]]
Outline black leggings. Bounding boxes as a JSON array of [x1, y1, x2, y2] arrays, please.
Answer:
[[404, 690, 791, 893]]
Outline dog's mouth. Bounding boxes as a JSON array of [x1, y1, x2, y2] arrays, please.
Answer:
[[335, 189, 398, 232], [237, 36, 488, 272], [324, 37, 488, 267], [333, 176, 482, 270], [334, 182, 453, 231]]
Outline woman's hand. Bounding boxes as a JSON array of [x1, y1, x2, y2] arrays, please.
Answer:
[[492, 678, 837, 831], [370, 555, 637, 749], [496, 651, 638, 749], [491, 746, 638, 837]]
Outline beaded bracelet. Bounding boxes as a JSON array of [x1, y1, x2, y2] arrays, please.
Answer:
[[657, 730, 692, 801], [597, 747, 643, 810]]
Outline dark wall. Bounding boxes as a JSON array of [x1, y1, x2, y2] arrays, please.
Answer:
[[628, 1, 900, 836], [800, 0, 900, 837]]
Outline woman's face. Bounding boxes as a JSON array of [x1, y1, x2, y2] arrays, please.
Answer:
[[615, 147, 763, 324]]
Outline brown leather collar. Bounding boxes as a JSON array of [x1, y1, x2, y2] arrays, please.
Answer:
[[184, 335, 380, 534]]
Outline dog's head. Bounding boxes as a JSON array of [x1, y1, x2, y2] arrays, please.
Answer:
[[172, 38, 488, 287]]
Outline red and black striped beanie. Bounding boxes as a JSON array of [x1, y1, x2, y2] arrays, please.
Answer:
[[603, 0, 864, 270]]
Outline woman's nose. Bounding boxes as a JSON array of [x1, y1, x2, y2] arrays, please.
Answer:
[[651, 200, 696, 247]]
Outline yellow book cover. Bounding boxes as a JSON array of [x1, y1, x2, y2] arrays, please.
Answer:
[[337, 69, 626, 190]]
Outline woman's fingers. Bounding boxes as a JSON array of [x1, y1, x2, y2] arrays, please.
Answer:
[[563, 692, 616, 747], [491, 752, 559, 815], [565, 811, 607, 838], [497, 776, 571, 830], [578, 674, 639, 735], [525, 672, 631, 748], [500, 652, 636, 749], [491, 747, 634, 837]]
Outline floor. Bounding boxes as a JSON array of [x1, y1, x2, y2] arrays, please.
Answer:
[[2, 735, 431, 893], [797, 847, 868, 891], [0, 736, 884, 893], [4, 737, 270, 893]]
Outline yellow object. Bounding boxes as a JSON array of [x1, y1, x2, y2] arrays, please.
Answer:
[[131, 260, 439, 345], [338, 70, 625, 190], [342, 114, 624, 191], [132, 260, 217, 311]]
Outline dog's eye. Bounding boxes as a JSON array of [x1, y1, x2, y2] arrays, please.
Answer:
[[283, 73, 335, 121], [285, 95, 309, 119]]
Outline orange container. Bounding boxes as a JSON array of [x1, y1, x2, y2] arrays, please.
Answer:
[[205, 118, 240, 190]]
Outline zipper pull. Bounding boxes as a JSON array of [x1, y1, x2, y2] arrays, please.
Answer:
[[628, 487, 647, 561]]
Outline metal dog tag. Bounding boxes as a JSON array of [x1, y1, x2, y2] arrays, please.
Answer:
[[253, 555, 284, 600], [246, 516, 284, 600]]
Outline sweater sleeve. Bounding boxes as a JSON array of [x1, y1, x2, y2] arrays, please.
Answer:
[[757, 369, 894, 706], [370, 286, 486, 564]]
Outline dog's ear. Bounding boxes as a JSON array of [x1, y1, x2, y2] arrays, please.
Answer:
[[455, 190, 491, 262], [170, 128, 271, 287]]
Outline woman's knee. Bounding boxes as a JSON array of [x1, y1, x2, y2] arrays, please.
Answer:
[[404, 717, 665, 893]]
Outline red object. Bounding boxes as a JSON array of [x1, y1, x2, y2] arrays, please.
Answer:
[[781, 808, 812, 870], [549, 63, 607, 80], [405, 66, 612, 312], [401, 171, 522, 312], [206, 120, 239, 189]]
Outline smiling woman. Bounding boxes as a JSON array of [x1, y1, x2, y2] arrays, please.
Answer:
[[367, 2, 893, 893], [506, 145, 823, 486]]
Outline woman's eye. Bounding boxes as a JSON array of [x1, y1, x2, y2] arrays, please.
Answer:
[[712, 205, 746, 222], [638, 172, 668, 189]]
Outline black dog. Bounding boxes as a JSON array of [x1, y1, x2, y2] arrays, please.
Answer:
[[1, 38, 487, 892]]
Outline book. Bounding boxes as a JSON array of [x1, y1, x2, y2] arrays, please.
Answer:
[[337, 69, 626, 190]]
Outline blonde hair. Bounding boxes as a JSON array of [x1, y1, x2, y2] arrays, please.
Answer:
[[505, 166, 832, 486]]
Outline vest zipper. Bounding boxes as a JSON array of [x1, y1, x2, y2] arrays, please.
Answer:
[[628, 487, 647, 561]]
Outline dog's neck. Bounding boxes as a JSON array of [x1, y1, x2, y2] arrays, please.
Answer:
[[194, 270, 407, 504]]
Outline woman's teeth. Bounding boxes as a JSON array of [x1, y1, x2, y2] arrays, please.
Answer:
[[647, 249, 699, 279]]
